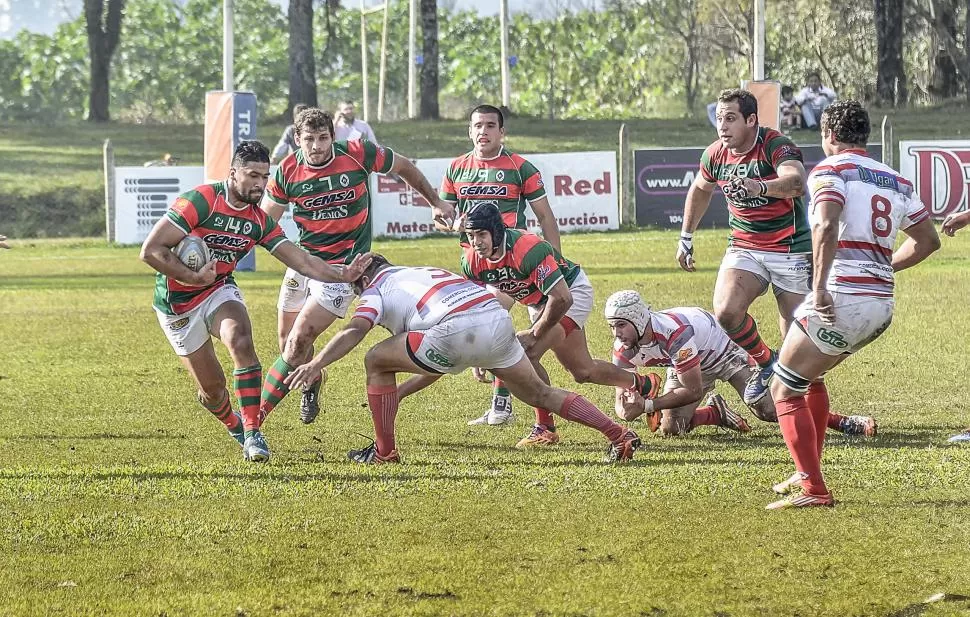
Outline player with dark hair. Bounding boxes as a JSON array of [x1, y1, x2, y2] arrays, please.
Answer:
[[677, 89, 877, 437], [257, 107, 455, 445], [282, 255, 642, 464], [140, 140, 371, 462], [415, 103, 562, 427], [766, 100, 940, 509], [402, 203, 659, 448]]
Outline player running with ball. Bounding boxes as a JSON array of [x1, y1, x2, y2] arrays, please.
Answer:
[[141, 141, 371, 462], [765, 101, 939, 509]]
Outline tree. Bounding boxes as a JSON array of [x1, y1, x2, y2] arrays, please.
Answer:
[[288, 0, 318, 112], [875, 0, 907, 105], [84, 0, 125, 122], [419, 0, 440, 119]]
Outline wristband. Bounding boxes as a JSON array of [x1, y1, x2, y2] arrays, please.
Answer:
[[641, 397, 655, 415]]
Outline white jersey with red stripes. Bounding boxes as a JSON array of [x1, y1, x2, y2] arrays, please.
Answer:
[[612, 307, 740, 375], [352, 266, 499, 335], [807, 149, 929, 297]]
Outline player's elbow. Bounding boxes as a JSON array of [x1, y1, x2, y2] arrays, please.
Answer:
[[925, 232, 942, 254]]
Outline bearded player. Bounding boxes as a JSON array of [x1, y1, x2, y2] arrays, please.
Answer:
[[441, 104, 562, 427], [140, 140, 370, 462], [766, 101, 939, 509], [283, 255, 642, 464], [257, 108, 455, 441]]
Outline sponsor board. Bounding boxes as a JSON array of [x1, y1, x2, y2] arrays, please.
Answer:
[[899, 141, 970, 219], [634, 144, 881, 229], [371, 151, 618, 238]]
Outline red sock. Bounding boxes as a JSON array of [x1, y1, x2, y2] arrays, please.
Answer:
[[534, 407, 556, 429], [367, 384, 399, 456], [806, 382, 831, 458], [776, 395, 827, 495], [688, 405, 719, 430], [233, 364, 262, 433], [727, 313, 773, 368], [558, 393, 625, 443], [827, 412, 846, 431]]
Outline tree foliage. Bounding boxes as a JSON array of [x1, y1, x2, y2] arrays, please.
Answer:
[[0, 0, 967, 123]]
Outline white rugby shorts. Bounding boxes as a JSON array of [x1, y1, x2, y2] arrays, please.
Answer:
[[277, 268, 310, 313], [793, 292, 894, 356], [155, 284, 246, 356], [406, 305, 524, 375], [719, 247, 811, 296], [526, 270, 594, 330]]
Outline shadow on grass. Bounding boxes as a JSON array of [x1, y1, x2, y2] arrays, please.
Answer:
[[6, 432, 185, 441], [0, 468, 487, 484]]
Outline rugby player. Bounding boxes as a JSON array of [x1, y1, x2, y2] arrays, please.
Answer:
[[283, 255, 642, 464], [256, 108, 455, 437], [438, 104, 562, 426], [939, 207, 970, 443], [766, 100, 940, 509], [678, 88, 812, 406], [140, 140, 370, 462]]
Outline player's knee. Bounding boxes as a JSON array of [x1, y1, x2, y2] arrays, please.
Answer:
[[659, 415, 688, 436], [713, 305, 744, 332], [566, 366, 593, 384], [223, 325, 254, 355], [284, 329, 313, 361]]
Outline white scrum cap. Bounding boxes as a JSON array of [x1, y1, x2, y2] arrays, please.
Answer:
[[604, 290, 651, 338]]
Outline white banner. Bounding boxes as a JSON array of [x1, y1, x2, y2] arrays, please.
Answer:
[[371, 150, 619, 238], [113, 150, 618, 244], [899, 140, 970, 219]]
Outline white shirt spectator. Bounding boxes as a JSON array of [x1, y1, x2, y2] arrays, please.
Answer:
[[335, 118, 377, 143]]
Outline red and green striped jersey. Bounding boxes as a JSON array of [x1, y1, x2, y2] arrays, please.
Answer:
[[699, 127, 811, 253], [265, 140, 395, 263], [460, 229, 580, 306], [154, 182, 287, 316], [441, 147, 547, 241]]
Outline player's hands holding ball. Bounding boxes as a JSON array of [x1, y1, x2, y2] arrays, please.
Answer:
[[187, 260, 218, 287]]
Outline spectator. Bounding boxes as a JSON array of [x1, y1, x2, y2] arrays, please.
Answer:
[[271, 103, 308, 164], [334, 101, 377, 143], [779, 85, 802, 131], [794, 72, 836, 129], [0, 234, 9, 249], [143, 153, 179, 167]]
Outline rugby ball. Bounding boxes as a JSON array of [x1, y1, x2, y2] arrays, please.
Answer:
[[173, 235, 210, 272]]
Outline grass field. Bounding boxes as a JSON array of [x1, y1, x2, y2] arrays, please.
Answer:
[[2, 231, 969, 616]]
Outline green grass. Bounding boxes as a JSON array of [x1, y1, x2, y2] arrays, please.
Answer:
[[1, 231, 969, 615]]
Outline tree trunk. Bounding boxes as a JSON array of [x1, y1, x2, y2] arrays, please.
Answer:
[[874, 0, 907, 105], [929, 0, 959, 100], [288, 0, 318, 112], [419, 0, 439, 119], [84, 0, 125, 123]]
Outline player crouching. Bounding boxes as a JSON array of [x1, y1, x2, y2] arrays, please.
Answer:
[[605, 290, 759, 435], [283, 255, 641, 464]]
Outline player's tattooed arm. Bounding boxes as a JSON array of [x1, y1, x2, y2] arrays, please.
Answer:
[[764, 160, 807, 198], [140, 218, 216, 286], [273, 242, 373, 283]]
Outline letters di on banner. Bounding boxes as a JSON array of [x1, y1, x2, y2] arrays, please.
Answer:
[[899, 141, 970, 219], [633, 144, 882, 229]]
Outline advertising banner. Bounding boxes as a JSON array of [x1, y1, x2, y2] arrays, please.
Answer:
[[898, 140, 970, 219], [634, 144, 881, 229]]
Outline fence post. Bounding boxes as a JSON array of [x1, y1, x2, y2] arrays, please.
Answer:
[[881, 115, 894, 169], [103, 139, 115, 243], [618, 123, 634, 226]]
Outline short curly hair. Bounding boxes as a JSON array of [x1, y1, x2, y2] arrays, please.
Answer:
[[294, 107, 335, 139], [820, 100, 870, 146], [231, 140, 270, 167]]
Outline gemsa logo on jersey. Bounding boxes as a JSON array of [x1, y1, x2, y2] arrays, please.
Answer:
[[816, 327, 849, 349], [459, 185, 509, 198], [425, 348, 454, 368], [302, 189, 356, 208], [202, 233, 251, 250]]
